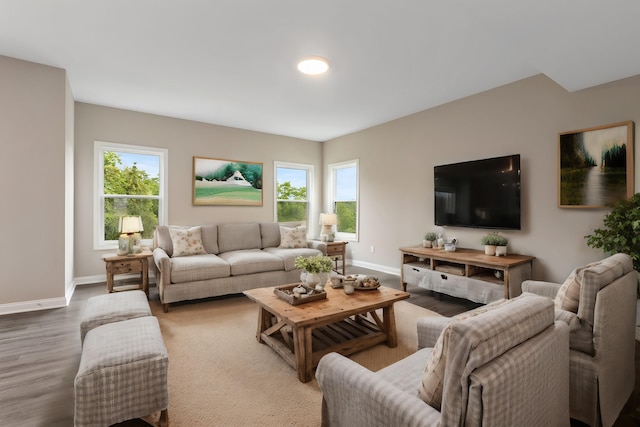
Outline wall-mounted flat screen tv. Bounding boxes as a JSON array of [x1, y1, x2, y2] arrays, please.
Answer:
[[434, 154, 521, 230]]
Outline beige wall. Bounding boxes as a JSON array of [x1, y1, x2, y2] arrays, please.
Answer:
[[324, 74, 640, 283], [0, 55, 69, 310], [3, 52, 639, 312], [74, 103, 323, 280]]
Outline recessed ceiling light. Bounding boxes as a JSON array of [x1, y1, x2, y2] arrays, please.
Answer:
[[297, 56, 330, 75]]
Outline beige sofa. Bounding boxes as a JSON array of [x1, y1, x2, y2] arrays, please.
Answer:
[[153, 223, 326, 311]]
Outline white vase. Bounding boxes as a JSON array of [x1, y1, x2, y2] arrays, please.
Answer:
[[495, 245, 507, 256], [306, 272, 328, 290]]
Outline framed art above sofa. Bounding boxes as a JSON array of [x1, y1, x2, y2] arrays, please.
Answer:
[[193, 156, 263, 206]]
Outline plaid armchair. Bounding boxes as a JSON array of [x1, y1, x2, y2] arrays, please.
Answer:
[[522, 253, 636, 427], [316, 294, 570, 427]]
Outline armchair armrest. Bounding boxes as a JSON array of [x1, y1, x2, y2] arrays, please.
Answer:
[[417, 316, 450, 349], [316, 352, 441, 427], [152, 247, 171, 299], [521, 280, 562, 299], [307, 240, 327, 255]]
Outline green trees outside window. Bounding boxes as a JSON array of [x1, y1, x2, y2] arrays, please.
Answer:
[[276, 166, 310, 223], [103, 151, 160, 240]]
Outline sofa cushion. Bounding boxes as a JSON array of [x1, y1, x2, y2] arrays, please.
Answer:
[[170, 254, 230, 284], [260, 223, 281, 248], [264, 247, 324, 271], [169, 226, 207, 257], [279, 225, 307, 249], [217, 249, 284, 275], [217, 223, 262, 253], [200, 224, 219, 254], [418, 298, 511, 410]]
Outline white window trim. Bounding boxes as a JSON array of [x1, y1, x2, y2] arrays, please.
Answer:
[[93, 141, 168, 251], [274, 161, 314, 228], [328, 159, 359, 242]]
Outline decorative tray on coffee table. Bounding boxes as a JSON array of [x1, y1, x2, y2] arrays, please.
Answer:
[[274, 283, 327, 305], [343, 275, 381, 291]]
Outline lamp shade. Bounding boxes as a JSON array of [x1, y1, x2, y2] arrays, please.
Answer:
[[319, 213, 338, 226], [118, 216, 143, 234]]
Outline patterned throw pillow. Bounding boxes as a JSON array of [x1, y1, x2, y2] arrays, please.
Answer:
[[554, 268, 581, 313], [554, 259, 603, 313], [418, 298, 511, 410], [279, 226, 307, 248], [168, 226, 207, 257]]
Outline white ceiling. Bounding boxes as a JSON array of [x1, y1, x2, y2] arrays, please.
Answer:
[[1, 0, 639, 142]]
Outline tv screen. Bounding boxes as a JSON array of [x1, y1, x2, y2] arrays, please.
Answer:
[[434, 154, 521, 230]]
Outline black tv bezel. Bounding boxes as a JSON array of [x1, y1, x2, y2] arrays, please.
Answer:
[[434, 154, 521, 230]]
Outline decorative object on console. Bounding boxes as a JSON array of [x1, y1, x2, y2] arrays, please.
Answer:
[[480, 233, 507, 256], [118, 215, 143, 256], [559, 120, 634, 208], [319, 213, 338, 242], [423, 232, 437, 248], [444, 238, 457, 252], [193, 156, 263, 206]]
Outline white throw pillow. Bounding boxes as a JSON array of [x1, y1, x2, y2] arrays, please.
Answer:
[[279, 226, 307, 249], [169, 226, 207, 257]]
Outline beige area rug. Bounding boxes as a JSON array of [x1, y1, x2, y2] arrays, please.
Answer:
[[139, 295, 439, 427]]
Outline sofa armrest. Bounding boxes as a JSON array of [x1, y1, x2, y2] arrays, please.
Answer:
[[307, 240, 327, 255], [417, 317, 451, 349], [316, 352, 441, 427], [152, 247, 171, 301], [521, 280, 562, 299]]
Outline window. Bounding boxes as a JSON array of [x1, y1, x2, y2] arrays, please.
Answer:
[[275, 161, 313, 226], [94, 141, 168, 250], [329, 160, 359, 241]]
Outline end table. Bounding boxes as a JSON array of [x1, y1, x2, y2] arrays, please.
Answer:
[[326, 241, 348, 275], [102, 252, 153, 297]]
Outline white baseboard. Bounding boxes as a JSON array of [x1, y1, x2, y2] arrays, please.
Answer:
[[349, 259, 400, 276], [0, 297, 68, 315]]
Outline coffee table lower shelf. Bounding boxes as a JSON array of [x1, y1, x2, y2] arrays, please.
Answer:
[[260, 312, 387, 379]]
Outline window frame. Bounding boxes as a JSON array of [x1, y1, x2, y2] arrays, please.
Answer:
[[328, 159, 359, 242], [274, 161, 314, 227], [93, 141, 168, 250]]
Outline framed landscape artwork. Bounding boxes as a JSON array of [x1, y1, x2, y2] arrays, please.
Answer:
[[193, 156, 263, 206], [558, 121, 634, 208]]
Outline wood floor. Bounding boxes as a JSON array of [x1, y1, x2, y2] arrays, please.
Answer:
[[0, 268, 638, 426]]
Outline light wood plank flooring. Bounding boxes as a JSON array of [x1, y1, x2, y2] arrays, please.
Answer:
[[0, 267, 638, 426]]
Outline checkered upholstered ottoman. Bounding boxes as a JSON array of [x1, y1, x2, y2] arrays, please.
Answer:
[[79, 290, 151, 344], [74, 316, 169, 427]]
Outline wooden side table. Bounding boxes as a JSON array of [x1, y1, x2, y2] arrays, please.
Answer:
[[326, 241, 348, 275], [102, 252, 153, 297]]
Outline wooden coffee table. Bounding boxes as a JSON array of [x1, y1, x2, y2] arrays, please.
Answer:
[[243, 284, 410, 382]]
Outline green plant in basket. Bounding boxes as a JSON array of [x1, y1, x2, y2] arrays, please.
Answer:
[[294, 254, 333, 273]]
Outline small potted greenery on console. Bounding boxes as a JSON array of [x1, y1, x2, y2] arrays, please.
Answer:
[[494, 234, 508, 256], [423, 232, 437, 248], [481, 232, 501, 255]]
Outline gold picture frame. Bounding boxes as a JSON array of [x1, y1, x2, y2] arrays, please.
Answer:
[[558, 121, 634, 208], [193, 156, 263, 206]]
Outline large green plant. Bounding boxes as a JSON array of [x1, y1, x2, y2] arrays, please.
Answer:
[[585, 193, 640, 271]]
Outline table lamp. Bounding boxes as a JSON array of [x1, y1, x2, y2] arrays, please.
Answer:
[[117, 216, 144, 255], [319, 213, 337, 242]]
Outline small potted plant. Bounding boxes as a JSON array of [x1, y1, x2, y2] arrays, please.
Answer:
[[480, 232, 501, 255], [295, 254, 333, 290], [423, 232, 437, 248], [494, 234, 508, 256]]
